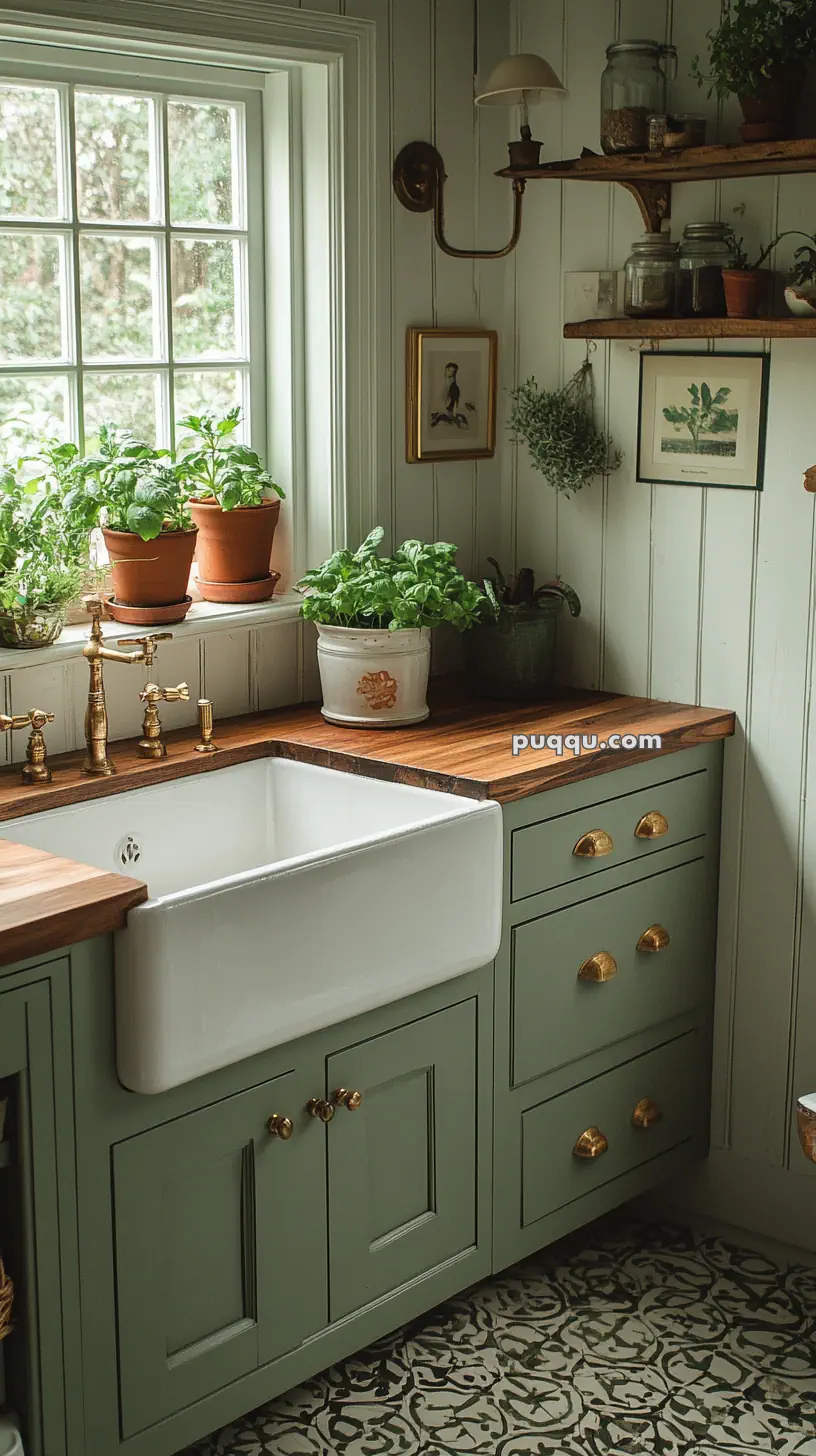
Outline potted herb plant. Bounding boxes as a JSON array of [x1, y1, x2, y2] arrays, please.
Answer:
[[179, 409, 285, 603], [508, 364, 622, 497], [78, 426, 197, 625], [297, 527, 488, 726], [692, 0, 816, 142], [783, 233, 816, 314], [465, 560, 581, 701], [0, 457, 96, 648], [722, 235, 778, 318]]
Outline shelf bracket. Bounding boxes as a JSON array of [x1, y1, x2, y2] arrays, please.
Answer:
[[620, 180, 671, 233]]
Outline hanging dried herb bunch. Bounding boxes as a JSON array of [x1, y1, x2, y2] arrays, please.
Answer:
[[508, 361, 622, 496]]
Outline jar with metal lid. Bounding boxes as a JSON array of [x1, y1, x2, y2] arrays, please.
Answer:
[[677, 222, 736, 317], [601, 40, 678, 154], [624, 232, 678, 317]]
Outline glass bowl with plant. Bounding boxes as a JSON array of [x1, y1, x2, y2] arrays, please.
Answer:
[[178, 408, 285, 602], [508, 362, 622, 497], [0, 456, 97, 648], [297, 526, 489, 725], [465, 559, 581, 701], [691, 0, 816, 142]]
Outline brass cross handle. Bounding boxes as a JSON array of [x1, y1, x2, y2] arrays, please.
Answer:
[[333, 1088, 364, 1111], [636, 924, 670, 953], [573, 828, 614, 858], [0, 709, 54, 733], [121, 632, 173, 667], [139, 682, 190, 705], [0, 709, 55, 785]]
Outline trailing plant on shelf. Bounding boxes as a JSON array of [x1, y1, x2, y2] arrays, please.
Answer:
[[0, 460, 96, 647], [691, 0, 816, 141], [508, 363, 622, 497], [466, 560, 581, 701]]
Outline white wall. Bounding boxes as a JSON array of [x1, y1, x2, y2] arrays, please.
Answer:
[[510, 0, 816, 1248]]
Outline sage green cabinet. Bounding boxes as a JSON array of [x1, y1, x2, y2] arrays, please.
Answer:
[[327, 1000, 478, 1321]]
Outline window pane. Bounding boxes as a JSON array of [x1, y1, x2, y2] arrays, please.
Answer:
[[83, 372, 163, 448], [168, 101, 239, 226], [0, 375, 71, 468], [0, 233, 67, 362], [80, 235, 161, 361], [171, 237, 239, 359], [0, 84, 61, 220], [75, 91, 157, 223], [174, 369, 244, 444]]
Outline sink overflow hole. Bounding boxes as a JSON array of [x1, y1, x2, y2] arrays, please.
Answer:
[[116, 835, 142, 868]]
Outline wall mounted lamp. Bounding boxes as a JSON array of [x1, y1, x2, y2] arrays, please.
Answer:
[[392, 52, 567, 260]]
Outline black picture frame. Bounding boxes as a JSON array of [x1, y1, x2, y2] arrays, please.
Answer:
[[637, 350, 770, 491]]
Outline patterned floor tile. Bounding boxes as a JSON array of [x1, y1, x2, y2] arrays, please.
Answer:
[[181, 1217, 816, 1456]]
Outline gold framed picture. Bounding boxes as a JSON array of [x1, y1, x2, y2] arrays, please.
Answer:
[[406, 327, 498, 463]]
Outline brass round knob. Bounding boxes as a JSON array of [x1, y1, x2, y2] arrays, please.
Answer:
[[572, 1126, 608, 1159], [306, 1097, 335, 1123], [577, 951, 618, 983], [573, 828, 614, 858], [636, 924, 670, 953], [333, 1088, 363, 1111], [266, 1114, 293, 1140], [631, 1098, 662, 1129], [635, 810, 669, 840]]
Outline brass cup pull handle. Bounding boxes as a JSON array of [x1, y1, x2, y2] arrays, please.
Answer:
[[306, 1097, 335, 1123], [577, 951, 618, 984], [632, 1098, 663, 1129], [573, 828, 614, 858], [635, 810, 669, 840], [267, 1114, 294, 1140], [573, 1126, 608, 1159], [333, 1088, 363, 1111], [636, 924, 670, 953]]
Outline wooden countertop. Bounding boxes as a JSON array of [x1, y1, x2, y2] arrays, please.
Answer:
[[0, 678, 734, 967]]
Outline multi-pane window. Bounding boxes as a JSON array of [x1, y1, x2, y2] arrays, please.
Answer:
[[0, 77, 255, 461]]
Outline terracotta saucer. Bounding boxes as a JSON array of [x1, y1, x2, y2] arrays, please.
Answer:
[[104, 595, 194, 626], [196, 573, 281, 604]]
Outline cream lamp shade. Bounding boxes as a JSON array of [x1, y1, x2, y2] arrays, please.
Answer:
[[475, 53, 567, 108]]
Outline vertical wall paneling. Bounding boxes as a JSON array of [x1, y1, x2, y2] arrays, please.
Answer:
[[201, 631, 252, 720], [255, 621, 301, 711], [7, 661, 77, 762]]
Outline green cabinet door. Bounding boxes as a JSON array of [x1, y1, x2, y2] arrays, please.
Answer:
[[326, 999, 478, 1322], [113, 1070, 323, 1438]]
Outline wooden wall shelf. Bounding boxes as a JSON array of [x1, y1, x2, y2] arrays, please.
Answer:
[[499, 138, 816, 231], [563, 317, 816, 340]]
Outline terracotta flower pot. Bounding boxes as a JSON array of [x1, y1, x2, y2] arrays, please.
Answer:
[[103, 527, 197, 611], [738, 61, 806, 142], [188, 498, 281, 595], [722, 268, 770, 320]]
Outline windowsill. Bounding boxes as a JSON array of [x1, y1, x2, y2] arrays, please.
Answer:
[[0, 593, 304, 671]]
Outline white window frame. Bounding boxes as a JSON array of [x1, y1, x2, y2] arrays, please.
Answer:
[[0, 0, 377, 593]]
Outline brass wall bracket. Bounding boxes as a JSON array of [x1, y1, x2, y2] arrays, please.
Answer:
[[393, 141, 526, 259], [620, 180, 672, 233]]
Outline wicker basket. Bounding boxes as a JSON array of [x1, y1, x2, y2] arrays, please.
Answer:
[[0, 1256, 13, 1341]]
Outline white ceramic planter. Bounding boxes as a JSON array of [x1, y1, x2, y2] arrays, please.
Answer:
[[785, 283, 816, 317], [315, 623, 431, 726]]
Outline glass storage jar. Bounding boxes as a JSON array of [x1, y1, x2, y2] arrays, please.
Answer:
[[601, 40, 678, 154], [677, 222, 736, 317], [624, 232, 679, 317]]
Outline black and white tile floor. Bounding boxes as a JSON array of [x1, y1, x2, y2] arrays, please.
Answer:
[[185, 1217, 816, 1455]]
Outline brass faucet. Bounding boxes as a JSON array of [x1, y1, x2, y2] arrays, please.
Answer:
[[138, 682, 190, 759], [82, 597, 173, 776], [0, 708, 55, 784]]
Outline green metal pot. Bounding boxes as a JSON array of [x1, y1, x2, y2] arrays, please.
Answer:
[[0, 604, 68, 649], [465, 598, 562, 700]]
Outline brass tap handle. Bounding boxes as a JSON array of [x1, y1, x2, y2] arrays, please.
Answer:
[[306, 1097, 335, 1123], [0, 709, 55, 785], [266, 1114, 294, 1140], [573, 1126, 609, 1159], [195, 699, 218, 754], [118, 631, 173, 667], [83, 595, 105, 632], [577, 951, 618, 983], [636, 924, 670, 953], [139, 682, 190, 705], [573, 828, 614, 858], [632, 1097, 663, 1129], [332, 1088, 363, 1111], [137, 683, 189, 760], [635, 810, 669, 840]]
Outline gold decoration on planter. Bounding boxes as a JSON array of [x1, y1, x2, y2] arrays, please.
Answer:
[[0, 1257, 13, 1341]]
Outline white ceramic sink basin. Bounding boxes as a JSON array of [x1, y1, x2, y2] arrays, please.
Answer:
[[4, 759, 502, 1092]]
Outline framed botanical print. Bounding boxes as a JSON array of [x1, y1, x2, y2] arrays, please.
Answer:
[[406, 327, 498, 463], [637, 350, 770, 490]]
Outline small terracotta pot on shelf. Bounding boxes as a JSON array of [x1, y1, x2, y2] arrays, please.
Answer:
[[188, 498, 281, 602], [738, 61, 806, 142], [102, 527, 197, 624], [722, 268, 770, 320]]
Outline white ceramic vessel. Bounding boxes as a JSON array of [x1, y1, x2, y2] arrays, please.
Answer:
[[3, 759, 502, 1093], [315, 622, 431, 726], [784, 283, 816, 317]]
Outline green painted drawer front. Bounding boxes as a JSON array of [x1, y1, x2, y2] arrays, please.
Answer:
[[511, 767, 710, 902], [113, 1070, 321, 1438], [327, 1000, 477, 1322], [512, 856, 710, 1086], [522, 1032, 700, 1228]]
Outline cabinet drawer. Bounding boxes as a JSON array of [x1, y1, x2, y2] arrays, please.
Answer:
[[521, 1032, 700, 1228], [511, 768, 710, 902], [512, 856, 709, 1085]]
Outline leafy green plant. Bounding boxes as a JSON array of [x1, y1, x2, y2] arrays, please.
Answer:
[[0, 461, 93, 611], [176, 408, 284, 510], [508, 363, 622, 497], [297, 527, 488, 632], [481, 559, 581, 620], [76, 425, 192, 541], [663, 383, 739, 454], [788, 236, 816, 288], [691, 0, 816, 100], [729, 234, 779, 270]]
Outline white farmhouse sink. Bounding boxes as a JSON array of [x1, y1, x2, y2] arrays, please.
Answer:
[[4, 759, 502, 1092]]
